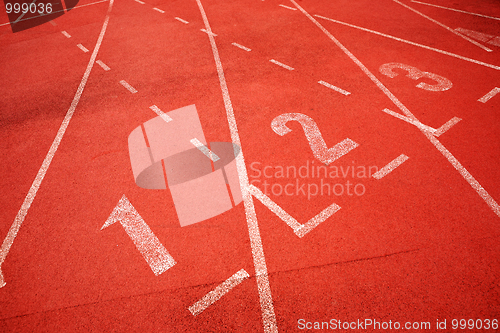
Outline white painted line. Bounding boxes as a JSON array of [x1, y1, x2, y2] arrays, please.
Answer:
[[153, 7, 164, 13], [295, 1, 500, 218], [0, 0, 115, 289], [189, 269, 249, 316], [279, 4, 296, 11], [120, 80, 138, 94], [454, 27, 494, 43], [190, 138, 220, 162], [96, 60, 110, 71], [49, 20, 57, 26], [269, 59, 294, 70], [411, 1, 500, 21], [393, 0, 492, 52], [313, 14, 500, 71], [478, 87, 500, 103], [200, 28, 217, 37], [149, 105, 172, 122], [195, 0, 278, 331], [488, 36, 500, 47], [61, 30, 71, 38], [231, 42, 251, 51], [135, 0, 145, 3], [373, 154, 409, 179], [249, 185, 341, 238], [77, 44, 89, 53], [434, 117, 461, 137], [102, 195, 176, 275], [175, 17, 189, 24], [382, 108, 437, 133], [318, 80, 350, 95]]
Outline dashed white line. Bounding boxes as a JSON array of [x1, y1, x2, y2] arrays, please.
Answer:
[[49, 20, 57, 26], [232, 42, 251, 51], [61, 30, 71, 38], [269, 59, 294, 70], [135, 0, 145, 4], [189, 269, 250, 316], [313, 14, 500, 71], [175, 17, 189, 24], [190, 138, 220, 162], [393, 0, 492, 52], [373, 154, 409, 179], [478, 87, 500, 103], [200, 28, 217, 37], [153, 7, 164, 13], [77, 44, 89, 53], [410, 0, 500, 21], [434, 117, 461, 137], [318, 80, 350, 95], [120, 80, 138, 93], [279, 4, 296, 10], [96, 60, 110, 71], [149, 105, 172, 122]]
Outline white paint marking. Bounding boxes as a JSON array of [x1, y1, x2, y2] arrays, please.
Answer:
[[120, 80, 138, 94], [200, 28, 217, 37], [49, 20, 57, 26], [393, 0, 492, 52], [382, 108, 437, 133], [153, 7, 164, 13], [175, 17, 189, 24], [313, 14, 500, 71], [0, 0, 115, 289], [189, 269, 249, 316], [135, 0, 145, 3], [269, 59, 294, 70], [434, 117, 461, 137], [478, 87, 500, 103], [249, 185, 341, 238], [195, 0, 278, 331], [232, 42, 251, 51], [373, 154, 409, 179], [279, 4, 296, 11], [411, 1, 500, 21], [102, 195, 176, 275], [149, 105, 172, 122], [454, 27, 494, 43], [77, 44, 89, 53], [96, 60, 110, 71], [318, 80, 350, 95], [190, 138, 220, 162], [294, 0, 500, 218], [61, 30, 71, 38]]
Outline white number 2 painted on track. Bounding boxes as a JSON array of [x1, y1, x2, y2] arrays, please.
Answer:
[[379, 63, 452, 92]]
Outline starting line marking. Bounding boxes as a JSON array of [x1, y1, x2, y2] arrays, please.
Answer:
[[190, 138, 220, 161], [249, 185, 341, 238], [372, 154, 409, 179], [279, 4, 296, 11], [153, 7, 164, 13], [77, 44, 89, 53], [149, 105, 172, 122], [189, 269, 250, 316], [478, 87, 500, 103], [269, 59, 294, 70], [411, 0, 500, 21], [120, 80, 138, 93], [318, 80, 350, 95], [61, 30, 71, 38], [96, 60, 110, 71], [232, 42, 251, 51], [175, 17, 189, 24]]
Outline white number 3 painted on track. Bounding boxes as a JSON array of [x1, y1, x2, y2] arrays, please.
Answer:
[[379, 62, 452, 92]]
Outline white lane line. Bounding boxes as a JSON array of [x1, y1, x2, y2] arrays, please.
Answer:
[[195, 0, 278, 331], [279, 4, 296, 11], [0, 0, 115, 289], [0, 0, 109, 27], [318, 80, 350, 95], [49, 20, 57, 26], [135, 0, 145, 3], [77, 44, 89, 53], [153, 7, 164, 13], [455, 27, 494, 43], [61, 30, 71, 38], [175, 17, 189, 24], [120, 80, 138, 93], [269, 59, 294, 70], [249, 185, 341, 238], [102, 195, 176, 275], [411, 0, 500, 21], [190, 138, 220, 162], [294, 0, 500, 218], [434, 117, 461, 137], [382, 108, 437, 133], [96, 60, 110, 71], [393, 0, 492, 52], [373, 154, 409, 179], [232, 42, 251, 51], [313, 15, 500, 71], [200, 28, 217, 37], [189, 269, 249, 316], [149, 105, 172, 122], [478, 87, 500, 103]]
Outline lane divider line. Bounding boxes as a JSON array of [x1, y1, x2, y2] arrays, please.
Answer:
[[410, 0, 500, 21], [382, 108, 437, 133], [269, 59, 294, 70], [279, 4, 296, 11], [77, 43, 89, 53], [232, 42, 251, 51], [190, 138, 220, 162], [318, 80, 350, 95], [96, 60, 110, 71], [49, 20, 57, 26], [478, 87, 500, 103], [149, 105, 172, 122], [189, 269, 250, 316], [175, 17, 189, 24], [372, 154, 409, 179], [135, 0, 145, 3], [200, 28, 217, 37], [434, 117, 461, 137], [61, 30, 71, 38], [120, 80, 138, 93], [153, 7, 164, 13]]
